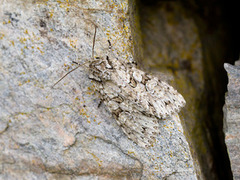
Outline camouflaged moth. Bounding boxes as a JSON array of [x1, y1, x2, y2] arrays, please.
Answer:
[[53, 22, 186, 148]]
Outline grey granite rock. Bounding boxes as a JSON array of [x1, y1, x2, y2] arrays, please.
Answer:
[[224, 62, 240, 180], [0, 0, 196, 179]]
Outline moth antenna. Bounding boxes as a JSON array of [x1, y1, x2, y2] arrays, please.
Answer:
[[82, 18, 98, 60], [92, 24, 97, 60], [52, 63, 83, 88], [52, 22, 98, 88]]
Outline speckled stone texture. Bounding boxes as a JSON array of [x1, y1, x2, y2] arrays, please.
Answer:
[[0, 0, 196, 179], [224, 61, 240, 180]]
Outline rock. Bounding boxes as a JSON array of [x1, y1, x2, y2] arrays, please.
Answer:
[[0, 121, 8, 134], [0, 0, 196, 179], [139, 2, 204, 178], [224, 62, 240, 180]]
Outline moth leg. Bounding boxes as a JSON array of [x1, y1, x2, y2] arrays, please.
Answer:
[[107, 40, 112, 50], [72, 61, 80, 65], [98, 99, 104, 108]]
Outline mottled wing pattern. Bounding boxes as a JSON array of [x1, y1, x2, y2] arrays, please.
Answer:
[[90, 58, 186, 147], [53, 23, 185, 148], [118, 112, 160, 148], [109, 59, 186, 119]]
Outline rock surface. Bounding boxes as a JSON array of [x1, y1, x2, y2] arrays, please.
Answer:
[[224, 62, 240, 180], [139, 1, 237, 179], [0, 0, 196, 179], [139, 2, 204, 178]]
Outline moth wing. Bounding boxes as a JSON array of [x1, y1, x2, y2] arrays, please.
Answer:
[[117, 111, 160, 148], [111, 64, 186, 119], [98, 60, 185, 147], [144, 76, 186, 118]]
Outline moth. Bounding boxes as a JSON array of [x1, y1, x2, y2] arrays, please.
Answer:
[[53, 22, 186, 148]]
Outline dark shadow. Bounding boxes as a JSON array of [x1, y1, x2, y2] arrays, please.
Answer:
[[138, 0, 239, 179]]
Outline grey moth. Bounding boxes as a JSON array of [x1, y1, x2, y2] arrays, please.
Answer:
[[54, 23, 186, 148], [89, 52, 186, 148]]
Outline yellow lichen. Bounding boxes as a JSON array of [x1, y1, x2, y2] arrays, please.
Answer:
[[36, 47, 44, 54], [49, 11, 54, 18], [10, 40, 15, 46], [19, 37, 27, 44], [87, 151, 102, 167], [0, 33, 5, 39]]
